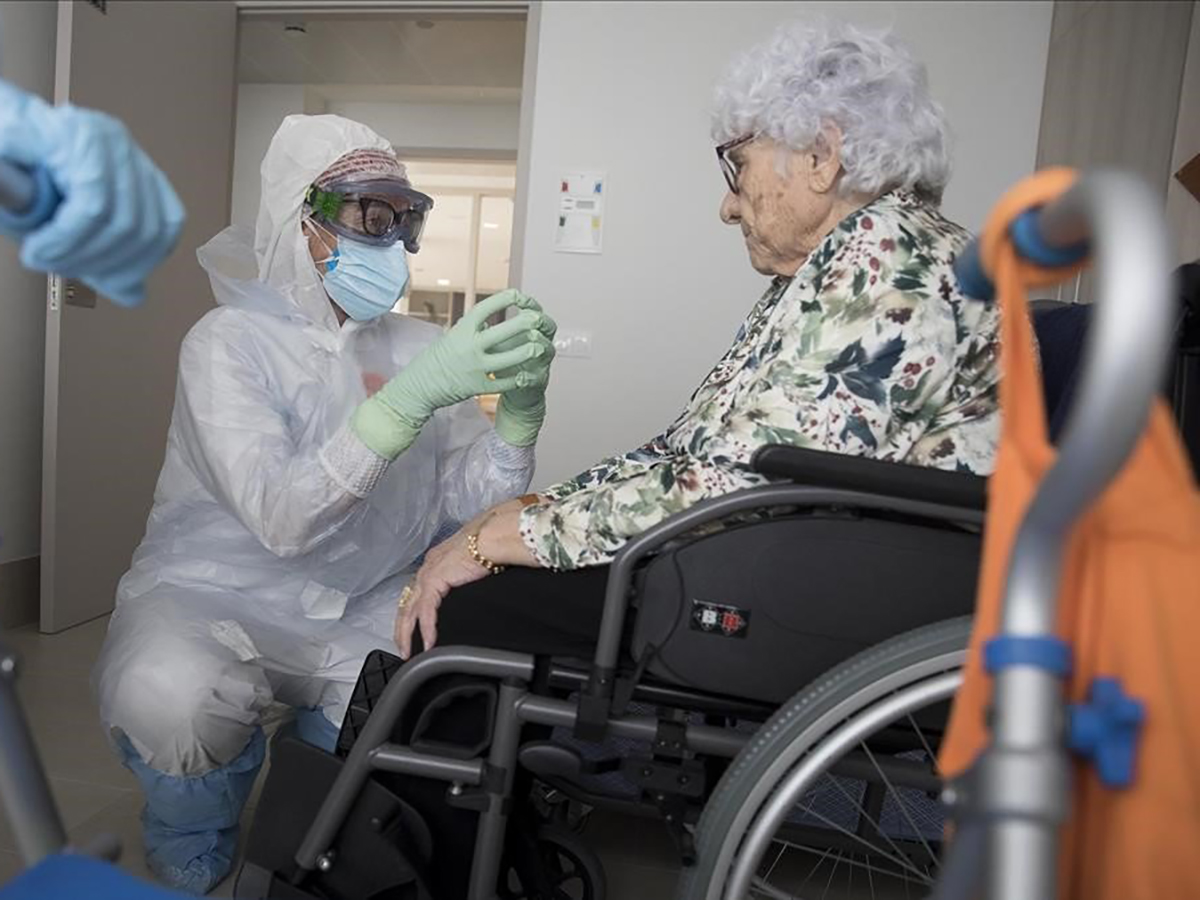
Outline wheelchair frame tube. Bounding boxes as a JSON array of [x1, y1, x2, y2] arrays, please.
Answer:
[[366, 746, 485, 784], [546, 662, 776, 719], [468, 681, 525, 900], [984, 172, 1174, 900], [292, 648, 533, 877], [0, 644, 68, 864], [516, 694, 750, 758], [289, 635, 960, 897]]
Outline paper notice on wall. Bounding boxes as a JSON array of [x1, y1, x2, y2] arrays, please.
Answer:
[[555, 172, 605, 253]]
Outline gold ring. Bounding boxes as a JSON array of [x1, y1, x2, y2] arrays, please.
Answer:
[[398, 585, 414, 610], [486, 372, 496, 381]]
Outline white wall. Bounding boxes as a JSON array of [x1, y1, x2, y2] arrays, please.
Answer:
[[0, 1, 57, 564], [327, 99, 519, 157], [229, 83, 306, 228], [518, 0, 1053, 488]]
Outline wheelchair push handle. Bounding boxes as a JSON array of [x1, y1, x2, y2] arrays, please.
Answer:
[[0, 159, 62, 231], [962, 172, 1175, 638]]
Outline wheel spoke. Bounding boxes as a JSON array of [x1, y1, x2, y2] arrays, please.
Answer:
[[771, 840, 922, 882], [822, 768, 917, 869], [692, 622, 968, 900], [905, 712, 938, 763], [782, 842, 832, 897], [820, 851, 842, 898], [860, 742, 939, 868], [789, 798, 934, 885], [753, 842, 924, 899], [749, 876, 803, 899], [761, 842, 788, 883]]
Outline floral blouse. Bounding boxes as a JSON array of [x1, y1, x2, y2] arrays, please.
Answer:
[[520, 191, 1000, 570]]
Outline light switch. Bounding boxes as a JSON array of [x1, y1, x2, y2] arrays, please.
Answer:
[[553, 329, 593, 359]]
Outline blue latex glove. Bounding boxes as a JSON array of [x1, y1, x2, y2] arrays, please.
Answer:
[[0, 80, 185, 307]]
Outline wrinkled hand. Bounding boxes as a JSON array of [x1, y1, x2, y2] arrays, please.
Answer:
[[395, 501, 537, 657], [394, 528, 490, 659]]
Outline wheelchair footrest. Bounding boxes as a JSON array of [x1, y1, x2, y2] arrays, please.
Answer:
[[520, 742, 621, 782]]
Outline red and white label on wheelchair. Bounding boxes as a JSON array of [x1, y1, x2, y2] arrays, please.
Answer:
[[690, 599, 751, 638]]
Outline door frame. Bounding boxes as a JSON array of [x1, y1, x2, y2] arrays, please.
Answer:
[[38, 0, 76, 630]]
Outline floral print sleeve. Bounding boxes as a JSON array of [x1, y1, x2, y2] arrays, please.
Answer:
[[538, 434, 673, 502], [521, 192, 1000, 570]]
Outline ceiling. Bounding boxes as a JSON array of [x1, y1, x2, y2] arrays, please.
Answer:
[[237, 14, 526, 88]]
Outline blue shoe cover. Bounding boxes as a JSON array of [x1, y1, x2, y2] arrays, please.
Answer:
[[114, 728, 266, 895]]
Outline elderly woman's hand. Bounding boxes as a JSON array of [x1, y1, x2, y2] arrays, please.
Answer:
[[394, 527, 489, 659], [394, 499, 542, 658]]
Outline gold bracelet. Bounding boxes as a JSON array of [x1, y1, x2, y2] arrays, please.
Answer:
[[467, 529, 506, 575]]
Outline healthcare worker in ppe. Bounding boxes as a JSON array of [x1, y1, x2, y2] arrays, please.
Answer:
[[92, 114, 555, 895], [0, 79, 184, 307]]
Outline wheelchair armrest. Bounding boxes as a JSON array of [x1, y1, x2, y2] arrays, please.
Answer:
[[751, 445, 987, 512]]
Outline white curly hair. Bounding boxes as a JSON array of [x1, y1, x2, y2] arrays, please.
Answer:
[[712, 19, 952, 204]]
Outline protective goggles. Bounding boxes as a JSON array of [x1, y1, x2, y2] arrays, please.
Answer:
[[305, 179, 434, 252]]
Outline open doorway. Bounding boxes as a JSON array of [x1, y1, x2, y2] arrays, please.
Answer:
[[399, 158, 517, 328]]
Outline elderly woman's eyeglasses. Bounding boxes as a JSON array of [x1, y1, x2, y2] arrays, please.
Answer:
[[716, 134, 755, 194]]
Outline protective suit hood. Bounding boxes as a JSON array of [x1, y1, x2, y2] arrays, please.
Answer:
[[196, 224, 296, 320], [197, 114, 395, 329]]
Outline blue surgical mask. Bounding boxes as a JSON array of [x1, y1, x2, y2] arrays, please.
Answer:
[[318, 233, 410, 322]]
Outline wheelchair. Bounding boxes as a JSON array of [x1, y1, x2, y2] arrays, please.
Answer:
[[235, 443, 983, 900], [235, 263, 1198, 899]]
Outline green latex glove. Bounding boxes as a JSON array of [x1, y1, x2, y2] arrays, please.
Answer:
[[493, 295, 557, 447], [353, 290, 552, 460]]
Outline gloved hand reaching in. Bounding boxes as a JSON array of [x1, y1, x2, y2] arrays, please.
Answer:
[[492, 294, 557, 447], [353, 289, 553, 460], [0, 80, 185, 308]]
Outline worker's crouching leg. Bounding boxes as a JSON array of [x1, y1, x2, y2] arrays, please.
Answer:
[[94, 604, 274, 895]]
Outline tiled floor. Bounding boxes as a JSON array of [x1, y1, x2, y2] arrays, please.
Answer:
[[0, 616, 684, 898]]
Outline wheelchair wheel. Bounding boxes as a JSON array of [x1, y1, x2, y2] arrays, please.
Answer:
[[679, 617, 969, 900], [501, 825, 607, 900]]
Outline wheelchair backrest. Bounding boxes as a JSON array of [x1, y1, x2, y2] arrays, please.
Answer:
[[1033, 262, 1200, 470]]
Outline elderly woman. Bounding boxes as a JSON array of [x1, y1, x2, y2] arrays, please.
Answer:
[[361, 19, 1000, 896], [394, 20, 998, 662]]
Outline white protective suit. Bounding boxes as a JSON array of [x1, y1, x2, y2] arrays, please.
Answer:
[[94, 115, 534, 778]]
